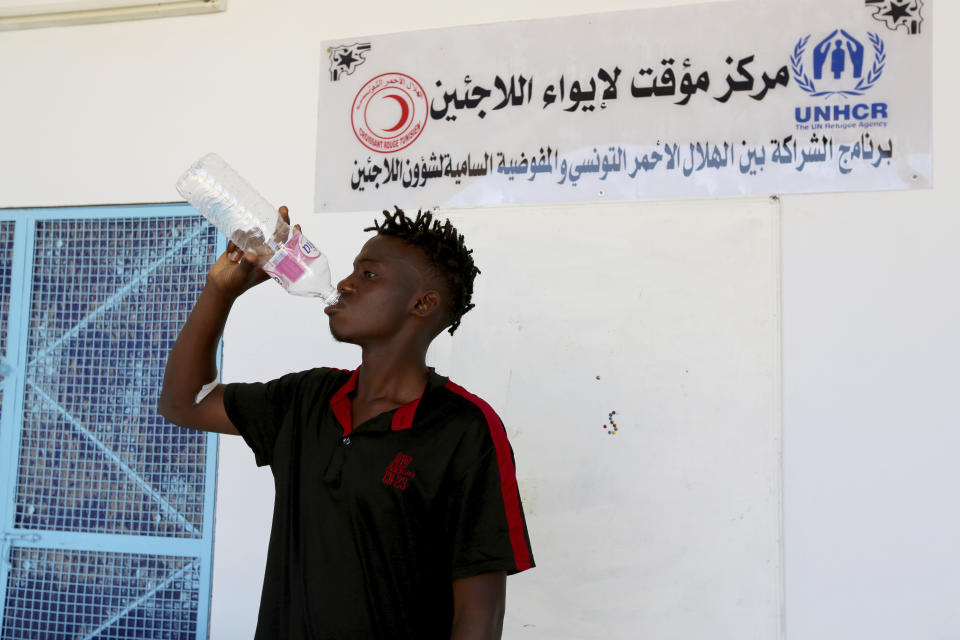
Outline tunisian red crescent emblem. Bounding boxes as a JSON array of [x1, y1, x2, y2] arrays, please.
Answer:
[[351, 72, 428, 153]]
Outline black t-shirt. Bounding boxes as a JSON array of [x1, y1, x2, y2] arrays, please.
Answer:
[[223, 367, 534, 639]]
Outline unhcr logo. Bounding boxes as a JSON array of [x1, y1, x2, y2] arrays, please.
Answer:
[[791, 29, 889, 129]]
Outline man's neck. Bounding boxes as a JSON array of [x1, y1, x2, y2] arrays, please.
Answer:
[[355, 345, 430, 405]]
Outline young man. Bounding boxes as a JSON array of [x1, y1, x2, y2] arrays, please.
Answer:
[[159, 206, 534, 639]]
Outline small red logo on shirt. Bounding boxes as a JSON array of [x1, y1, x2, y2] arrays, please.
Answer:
[[382, 452, 415, 490]]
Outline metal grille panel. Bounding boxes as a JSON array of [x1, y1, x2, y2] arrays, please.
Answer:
[[0, 220, 15, 418], [2, 547, 200, 640], [14, 216, 218, 538]]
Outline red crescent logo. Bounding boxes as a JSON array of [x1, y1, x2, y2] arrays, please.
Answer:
[[381, 93, 411, 133], [351, 73, 428, 154]]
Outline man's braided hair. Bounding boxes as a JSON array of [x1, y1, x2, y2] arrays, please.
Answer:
[[365, 207, 479, 335]]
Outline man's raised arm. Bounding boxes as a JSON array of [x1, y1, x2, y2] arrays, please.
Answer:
[[158, 206, 292, 434]]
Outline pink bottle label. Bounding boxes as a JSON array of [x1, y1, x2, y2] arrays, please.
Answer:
[[262, 230, 317, 286]]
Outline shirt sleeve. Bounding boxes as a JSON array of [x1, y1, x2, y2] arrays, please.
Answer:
[[223, 370, 311, 467], [446, 421, 535, 580]]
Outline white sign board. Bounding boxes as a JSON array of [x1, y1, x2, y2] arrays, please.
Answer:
[[315, 0, 931, 212]]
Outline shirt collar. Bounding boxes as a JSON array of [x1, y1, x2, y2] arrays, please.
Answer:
[[329, 367, 447, 435]]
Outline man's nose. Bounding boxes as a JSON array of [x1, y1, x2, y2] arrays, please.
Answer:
[[337, 274, 355, 294]]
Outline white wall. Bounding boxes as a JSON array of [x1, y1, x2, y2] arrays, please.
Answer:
[[0, 0, 956, 639]]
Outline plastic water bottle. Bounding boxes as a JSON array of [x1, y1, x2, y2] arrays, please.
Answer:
[[176, 153, 339, 304]]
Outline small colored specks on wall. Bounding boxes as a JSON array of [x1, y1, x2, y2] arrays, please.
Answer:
[[602, 410, 618, 435]]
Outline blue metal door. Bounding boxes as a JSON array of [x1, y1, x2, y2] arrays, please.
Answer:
[[0, 205, 222, 639]]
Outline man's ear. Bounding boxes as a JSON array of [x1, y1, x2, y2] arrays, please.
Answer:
[[412, 290, 442, 318]]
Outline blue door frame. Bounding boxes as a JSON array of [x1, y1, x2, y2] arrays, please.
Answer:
[[0, 205, 222, 639]]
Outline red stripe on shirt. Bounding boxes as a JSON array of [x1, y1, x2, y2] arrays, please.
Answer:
[[444, 380, 532, 572], [329, 368, 360, 435]]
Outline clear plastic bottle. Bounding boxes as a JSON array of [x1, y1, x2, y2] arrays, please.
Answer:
[[176, 153, 339, 304]]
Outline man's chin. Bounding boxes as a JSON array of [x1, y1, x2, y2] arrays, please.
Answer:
[[329, 325, 358, 345]]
